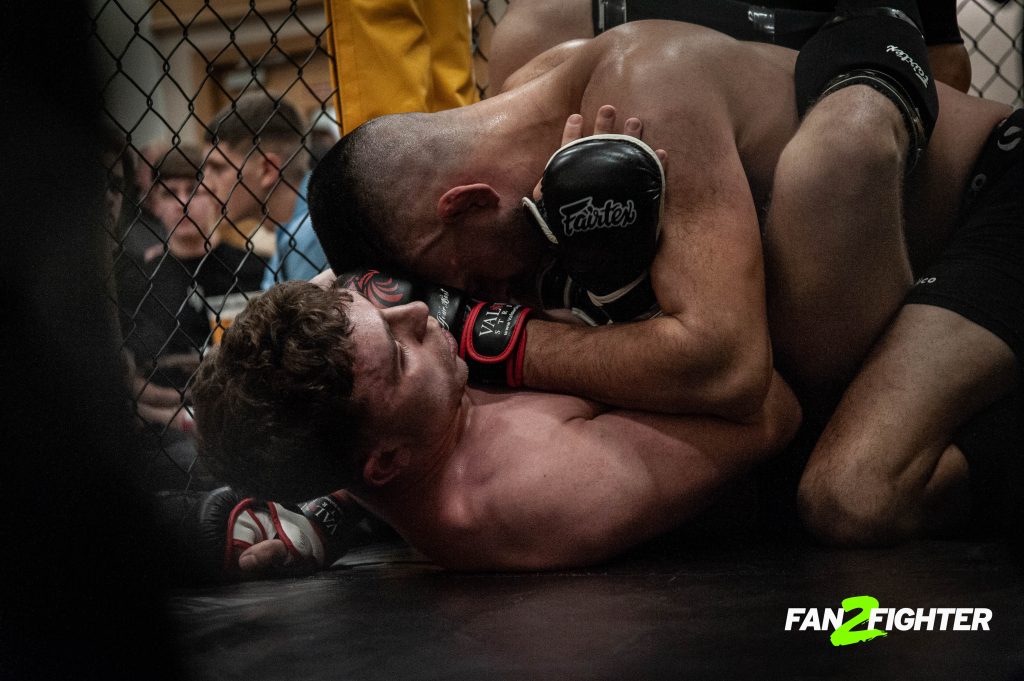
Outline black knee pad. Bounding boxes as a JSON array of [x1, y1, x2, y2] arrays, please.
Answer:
[[794, 7, 939, 169]]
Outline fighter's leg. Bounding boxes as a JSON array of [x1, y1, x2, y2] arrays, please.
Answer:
[[802, 107, 1024, 545], [797, 304, 1017, 546], [765, 84, 913, 399], [765, 2, 940, 401]]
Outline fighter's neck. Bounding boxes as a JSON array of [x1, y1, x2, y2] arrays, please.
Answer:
[[458, 84, 578, 191]]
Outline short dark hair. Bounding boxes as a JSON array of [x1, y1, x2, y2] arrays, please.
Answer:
[[192, 281, 368, 502], [154, 143, 202, 183], [205, 93, 307, 183], [307, 121, 404, 275]]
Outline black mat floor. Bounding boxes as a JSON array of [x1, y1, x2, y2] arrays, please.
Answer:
[[172, 536, 1024, 680]]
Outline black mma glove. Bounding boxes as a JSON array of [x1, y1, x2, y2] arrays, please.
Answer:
[[339, 269, 533, 387], [523, 134, 664, 324], [536, 260, 662, 327], [197, 487, 373, 577]]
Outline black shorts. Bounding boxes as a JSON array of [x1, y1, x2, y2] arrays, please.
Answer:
[[591, 1, 963, 48], [954, 388, 1022, 536], [904, 109, 1024, 532], [904, 109, 1024, 368], [592, 0, 828, 49]]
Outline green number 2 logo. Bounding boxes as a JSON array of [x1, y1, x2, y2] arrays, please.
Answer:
[[830, 595, 888, 647]]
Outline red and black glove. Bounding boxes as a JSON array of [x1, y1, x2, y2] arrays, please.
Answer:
[[197, 487, 373, 577], [339, 269, 533, 388]]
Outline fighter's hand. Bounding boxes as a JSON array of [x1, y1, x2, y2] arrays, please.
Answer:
[[526, 104, 666, 325], [534, 105, 667, 201], [566, 105, 667, 164], [237, 539, 318, 578]]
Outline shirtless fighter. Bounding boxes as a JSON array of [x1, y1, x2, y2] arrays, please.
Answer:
[[191, 276, 800, 572], [307, 16, 1021, 546], [487, 0, 971, 97]]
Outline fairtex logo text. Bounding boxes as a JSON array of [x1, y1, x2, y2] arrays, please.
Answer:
[[785, 595, 992, 647], [886, 45, 930, 87], [559, 196, 637, 237]]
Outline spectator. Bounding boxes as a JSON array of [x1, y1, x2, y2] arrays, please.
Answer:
[[95, 132, 206, 487], [117, 143, 264, 393], [308, 112, 341, 168], [203, 93, 327, 288], [108, 141, 167, 264]]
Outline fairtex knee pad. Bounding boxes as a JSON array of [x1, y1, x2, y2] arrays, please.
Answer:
[[794, 5, 939, 167]]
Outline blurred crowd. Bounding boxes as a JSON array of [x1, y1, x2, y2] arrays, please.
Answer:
[[101, 92, 336, 491]]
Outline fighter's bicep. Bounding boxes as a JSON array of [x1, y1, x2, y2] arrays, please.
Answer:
[[651, 147, 765, 319]]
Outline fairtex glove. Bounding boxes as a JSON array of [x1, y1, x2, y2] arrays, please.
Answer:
[[536, 260, 662, 327], [522, 134, 664, 323]]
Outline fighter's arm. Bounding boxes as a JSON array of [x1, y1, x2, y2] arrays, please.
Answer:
[[523, 105, 772, 419], [433, 372, 800, 571]]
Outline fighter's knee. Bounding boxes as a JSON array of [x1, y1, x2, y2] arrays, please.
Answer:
[[800, 87, 909, 176], [797, 458, 904, 547]]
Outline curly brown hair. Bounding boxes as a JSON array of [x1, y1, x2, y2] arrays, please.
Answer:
[[192, 281, 368, 502]]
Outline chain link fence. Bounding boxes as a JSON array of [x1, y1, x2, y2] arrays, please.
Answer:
[[90, 0, 1023, 494], [960, 0, 1024, 106]]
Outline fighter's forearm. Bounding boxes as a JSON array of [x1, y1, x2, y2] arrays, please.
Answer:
[[521, 314, 773, 419]]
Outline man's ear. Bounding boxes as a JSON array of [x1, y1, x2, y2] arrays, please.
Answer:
[[255, 150, 285, 191], [361, 445, 407, 487], [437, 184, 500, 223]]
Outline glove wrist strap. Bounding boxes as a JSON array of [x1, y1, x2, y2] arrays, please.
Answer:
[[461, 302, 533, 387]]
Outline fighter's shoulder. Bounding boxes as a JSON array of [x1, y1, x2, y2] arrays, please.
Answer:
[[501, 39, 591, 93], [596, 19, 738, 60], [587, 22, 751, 103]]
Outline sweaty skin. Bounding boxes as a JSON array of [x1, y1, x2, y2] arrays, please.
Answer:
[[489, 23, 1011, 544], [310, 21, 1011, 548], [487, 0, 972, 97], [242, 276, 801, 572], [454, 22, 1006, 418], [368, 382, 799, 570]]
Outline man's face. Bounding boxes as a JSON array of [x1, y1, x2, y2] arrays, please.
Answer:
[[204, 142, 262, 225], [411, 211, 552, 302], [344, 291, 467, 446], [151, 177, 216, 243]]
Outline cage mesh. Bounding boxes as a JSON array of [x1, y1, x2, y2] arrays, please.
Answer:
[[88, 0, 1023, 494]]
